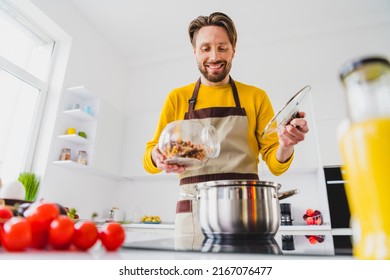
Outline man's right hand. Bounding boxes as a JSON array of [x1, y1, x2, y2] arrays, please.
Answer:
[[151, 145, 186, 174]]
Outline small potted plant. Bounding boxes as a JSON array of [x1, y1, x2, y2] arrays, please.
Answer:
[[18, 172, 40, 202]]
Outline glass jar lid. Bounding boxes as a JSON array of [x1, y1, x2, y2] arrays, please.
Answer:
[[339, 56, 390, 81]]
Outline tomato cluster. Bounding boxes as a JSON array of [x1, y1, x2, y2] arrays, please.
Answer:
[[0, 202, 125, 252], [302, 208, 323, 225], [305, 235, 325, 245]]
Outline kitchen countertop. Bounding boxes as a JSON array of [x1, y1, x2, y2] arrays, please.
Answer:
[[0, 244, 353, 260], [4, 227, 386, 280], [121, 222, 333, 232], [121, 222, 175, 229], [0, 227, 354, 260]]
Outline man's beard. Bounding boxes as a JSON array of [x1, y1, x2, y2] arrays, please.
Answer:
[[198, 61, 232, 83]]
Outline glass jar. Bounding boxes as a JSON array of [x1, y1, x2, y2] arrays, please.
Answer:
[[60, 148, 71, 161], [340, 56, 390, 122], [158, 120, 220, 170], [339, 56, 390, 259], [77, 150, 88, 165]]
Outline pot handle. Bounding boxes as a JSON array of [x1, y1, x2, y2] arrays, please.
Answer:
[[180, 192, 200, 200], [277, 189, 299, 200]]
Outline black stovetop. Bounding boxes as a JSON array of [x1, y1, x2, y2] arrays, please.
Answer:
[[122, 231, 352, 257]]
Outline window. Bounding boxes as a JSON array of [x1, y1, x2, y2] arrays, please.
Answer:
[[0, 0, 55, 183]]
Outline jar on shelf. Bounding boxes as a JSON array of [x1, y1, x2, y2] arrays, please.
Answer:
[[77, 150, 88, 165], [60, 148, 71, 161]]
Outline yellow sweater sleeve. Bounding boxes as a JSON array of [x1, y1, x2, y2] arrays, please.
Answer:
[[143, 86, 191, 174], [143, 97, 175, 174]]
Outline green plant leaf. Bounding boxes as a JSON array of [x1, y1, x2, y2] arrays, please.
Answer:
[[18, 172, 40, 201]]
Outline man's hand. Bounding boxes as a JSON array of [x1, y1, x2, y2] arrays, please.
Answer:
[[151, 145, 185, 173], [276, 111, 309, 162], [278, 111, 309, 146]]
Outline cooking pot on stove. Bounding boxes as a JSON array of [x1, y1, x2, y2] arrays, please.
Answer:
[[193, 180, 299, 240]]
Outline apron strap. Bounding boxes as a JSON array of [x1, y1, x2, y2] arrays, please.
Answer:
[[188, 79, 201, 112], [188, 76, 241, 112], [230, 76, 241, 108]]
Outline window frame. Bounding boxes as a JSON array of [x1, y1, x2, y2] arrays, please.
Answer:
[[0, 44, 51, 173]]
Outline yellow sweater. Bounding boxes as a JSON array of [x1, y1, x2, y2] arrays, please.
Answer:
[[143, 80, 293, 175]]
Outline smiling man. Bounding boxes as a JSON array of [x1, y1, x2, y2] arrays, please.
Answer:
[[193, 25, 234, 84], [143, 12, 309, 236]]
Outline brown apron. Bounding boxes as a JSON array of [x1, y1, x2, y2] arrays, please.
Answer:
[[175, 77, 259, 237]]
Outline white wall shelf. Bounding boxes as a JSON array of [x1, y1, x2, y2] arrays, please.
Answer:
[[279, 224, 331, 231], [62, 109, 96, 122], [53, 160, 89, 169], [53, 86, 127, 181], [58, 134, 90, 145], [53, 86, 98, 169], [53, 160, 132, 181]]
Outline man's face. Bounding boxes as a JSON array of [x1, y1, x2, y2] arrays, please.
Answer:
[[193, 26, 235, 84]]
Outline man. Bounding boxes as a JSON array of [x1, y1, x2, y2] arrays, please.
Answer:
[[143, 12, 308, 236]]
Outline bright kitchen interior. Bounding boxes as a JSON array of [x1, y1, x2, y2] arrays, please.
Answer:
[[0, 0, 390, 259]]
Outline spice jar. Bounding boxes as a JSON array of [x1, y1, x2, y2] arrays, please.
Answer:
[[60, 148, 71, 161], [77, 150, 88, 165], [339, 56, 390, 259]]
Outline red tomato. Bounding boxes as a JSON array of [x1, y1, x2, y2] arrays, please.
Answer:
[[0, 207, 13, 246], [1, 217, 32, 251], [73, 221, 98, 251], [99, 222, 125, 251], [0, 206, 13, 226], [306, 216, 314, 225], [308, 236, 318, 245], [306, 208, 314, 216], [24, 202, 60, 249], [49, 215, 74, 250]]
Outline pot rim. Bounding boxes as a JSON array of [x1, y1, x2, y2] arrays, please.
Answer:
[[195, 180, 281, 190]]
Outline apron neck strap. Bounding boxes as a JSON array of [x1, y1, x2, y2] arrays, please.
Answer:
[[188, 76, 241, 112]]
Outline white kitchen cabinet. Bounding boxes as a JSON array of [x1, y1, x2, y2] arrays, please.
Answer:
[[53, 86, 127, 180]]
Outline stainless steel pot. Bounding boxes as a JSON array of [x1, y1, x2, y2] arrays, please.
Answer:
[[194, 180, 299, 240]]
